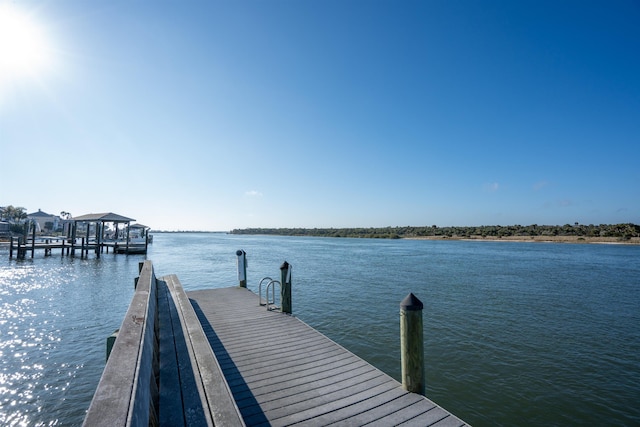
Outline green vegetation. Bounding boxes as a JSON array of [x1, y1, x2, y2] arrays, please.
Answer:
[[0, 205, 28, 234], [0, 205, 27, 222], [230, 223, 640, 240]]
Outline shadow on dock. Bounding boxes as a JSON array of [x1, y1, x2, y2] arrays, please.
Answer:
[[159, 282, 208, 425], [191, 300, 269, 425]]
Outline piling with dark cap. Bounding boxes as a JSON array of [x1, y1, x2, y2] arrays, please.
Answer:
[[400, 293, 425, 395], [280, 261, 292, 314], [236, 250, 247, 288]]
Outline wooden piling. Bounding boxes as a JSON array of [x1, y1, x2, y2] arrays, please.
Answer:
[[71, 223, 77, 257], [125, 223, 130, 254], [9, 236, 13, 258], [400, 293, 425, 395], [280, 261, 292, 314], [236, 250, 247, 288], [95, 223, 101, 258], [31, 224, 36, 258], [18, 237, 25, 259], [106, 330, 118, 361], [86, 223, 91, 257]]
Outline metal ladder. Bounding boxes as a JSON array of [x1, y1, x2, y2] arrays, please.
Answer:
[[258, 276, 281, 311]]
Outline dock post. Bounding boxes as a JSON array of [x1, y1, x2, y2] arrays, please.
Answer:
[[280, 261, 292, 314], [236, 250, 247, 287], [31, 223, 36, 258], [95, 223, 101, 258], [71, 222, 77, 257], [9, 236, 13, 258], [400, 293, 425, 395], [106, 330, 119, 361], [125, 222, 130, 254], [18, 237, 25, 259], [84, 223, 89, 258]]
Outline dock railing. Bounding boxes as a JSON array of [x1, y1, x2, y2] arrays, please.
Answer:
[[83, 261, 244, 427], [84, 260, 159, 426]]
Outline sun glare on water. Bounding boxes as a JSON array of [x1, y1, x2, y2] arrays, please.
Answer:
[[0, 2, 52, 91]]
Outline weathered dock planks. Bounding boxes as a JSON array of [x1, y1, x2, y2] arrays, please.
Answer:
[[84, 262, 244, 427], [85, 261, 469, 426], [188, 286, 469, 426], [160, 275, 244, 426]]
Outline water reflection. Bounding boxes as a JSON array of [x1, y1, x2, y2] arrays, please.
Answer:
[[0, 252, 139, 426]]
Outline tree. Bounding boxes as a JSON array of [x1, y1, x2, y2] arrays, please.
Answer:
[[0, 205, 27, 222]]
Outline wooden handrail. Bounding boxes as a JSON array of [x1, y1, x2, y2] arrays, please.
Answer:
[[84, 260, 158, 426], [84, 262, 243, 427]]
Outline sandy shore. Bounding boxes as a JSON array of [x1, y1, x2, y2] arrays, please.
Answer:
[[405, 235, 640, 244]]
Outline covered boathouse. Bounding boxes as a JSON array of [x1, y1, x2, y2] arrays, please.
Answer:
[[69, 212, 147, 254], [8, 212, 150, 258]]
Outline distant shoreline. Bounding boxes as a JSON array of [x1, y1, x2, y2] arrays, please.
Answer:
[[3, 228, 639, 246], [229, 224, 640, 243], [404, 235, 640, 245]]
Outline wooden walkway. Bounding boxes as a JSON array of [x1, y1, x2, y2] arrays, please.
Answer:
[[7, 236, 147, 258], [84, 261, 469, 427], [188, 286, 468, 426]]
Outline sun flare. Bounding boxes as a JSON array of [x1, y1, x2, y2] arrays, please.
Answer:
[[0, 3, 51, 85]]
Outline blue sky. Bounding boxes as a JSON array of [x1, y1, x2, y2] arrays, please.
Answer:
[[1, 1, 639, 231]]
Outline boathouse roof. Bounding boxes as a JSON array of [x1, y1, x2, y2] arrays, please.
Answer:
[[130, 223, 149, 229], [71, 212, 136, 223]]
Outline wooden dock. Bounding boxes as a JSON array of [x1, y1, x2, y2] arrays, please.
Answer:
[[189, 286, 467, 426], [84, 261, 469, 427], [7, 212, 149, 258], [7, 236, 147, 258]]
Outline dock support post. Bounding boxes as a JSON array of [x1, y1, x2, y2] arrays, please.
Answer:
[[125, 222, 130, 254], [133, 262, 144, 289], [400, 293, 425, 395], [95, 222, 100, 258], [71, 222, 77, 257], [9, 236, 13, 258], [85, 223, 90, 258], [18, 237, 25, 259], [280, 261, 292, 314], [106, 330, 118, 361], [31, 223, 36, 258], [236, 250, 247, 287]]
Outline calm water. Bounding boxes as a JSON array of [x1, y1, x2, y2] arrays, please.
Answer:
[[0, 233, 638, 426]]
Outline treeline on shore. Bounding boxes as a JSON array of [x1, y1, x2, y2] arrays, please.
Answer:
[[230, 223, 640, 240]]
